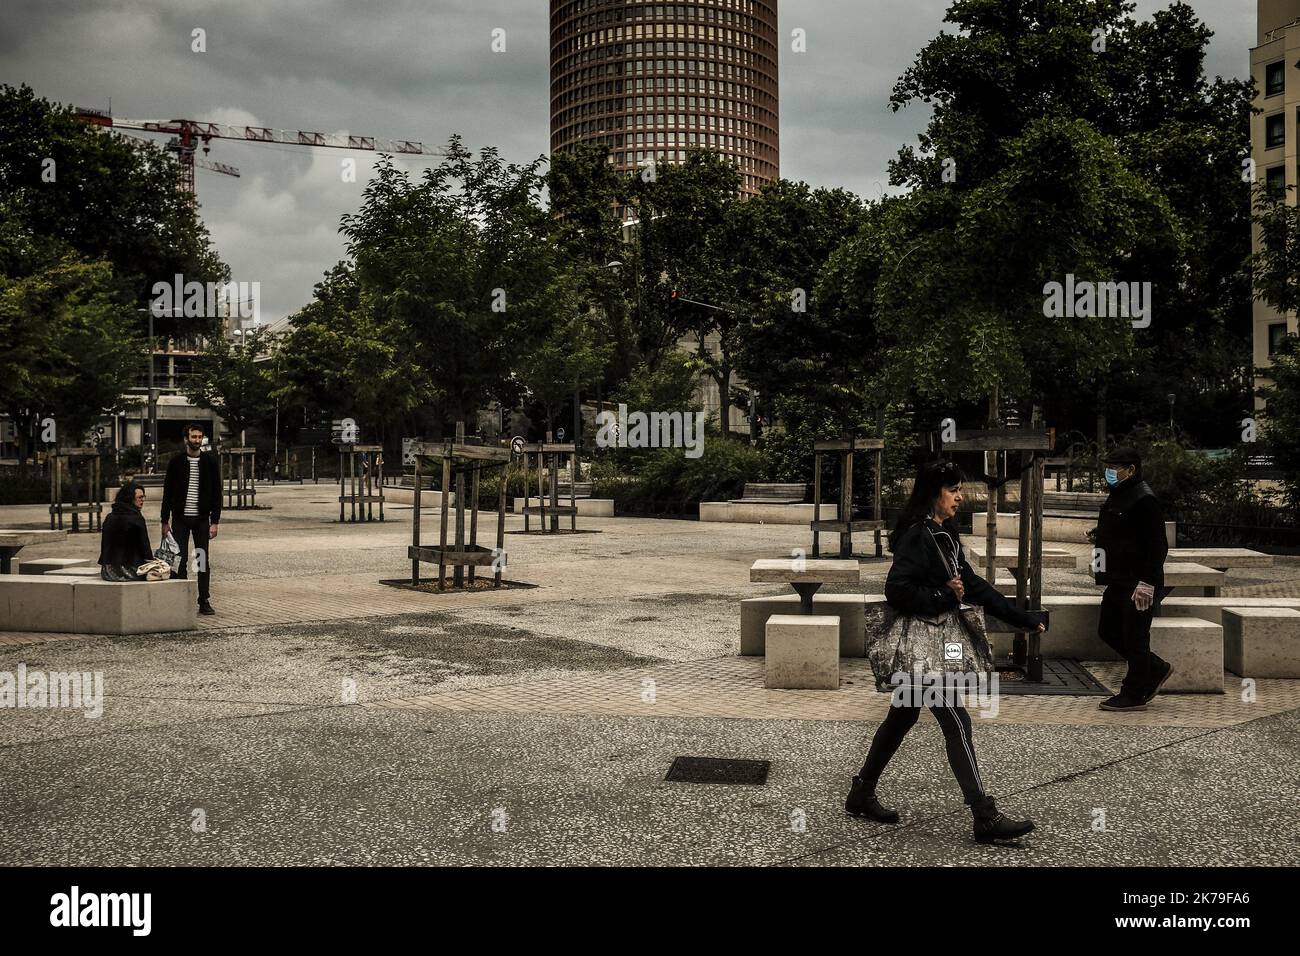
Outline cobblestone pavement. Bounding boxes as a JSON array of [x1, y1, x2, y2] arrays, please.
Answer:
[[2, 485, 1298, 866]]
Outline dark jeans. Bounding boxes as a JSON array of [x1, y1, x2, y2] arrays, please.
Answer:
[[859, 690, 986, 805], [1098, 582, 1167, 697], [171, 514, 212, 604]]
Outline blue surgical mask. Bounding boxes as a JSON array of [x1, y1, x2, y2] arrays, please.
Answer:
[[1104, 468, 1119, 487]]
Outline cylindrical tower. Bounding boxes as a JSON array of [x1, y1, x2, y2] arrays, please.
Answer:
[[549, 0, 779, 199]]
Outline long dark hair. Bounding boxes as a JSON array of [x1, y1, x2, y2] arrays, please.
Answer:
[[888, 460, 965, 552], [113, 481, 144, 509]]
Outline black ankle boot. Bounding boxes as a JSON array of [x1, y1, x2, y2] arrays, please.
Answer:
[[972, 796, 1034, 843], [844, 775, 899, 824]]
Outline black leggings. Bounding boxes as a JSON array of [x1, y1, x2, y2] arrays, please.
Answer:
[[859, 693, 986, 805]]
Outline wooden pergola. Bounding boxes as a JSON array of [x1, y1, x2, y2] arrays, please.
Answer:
[[48, 447, 102, 533], [221, 447, 258, 510], [811, 436, 885, 558], [337, 444, 384, 522], [518, 432, 578, 533], [938, 428, 1052, 682], [408, 422, 510, 589]]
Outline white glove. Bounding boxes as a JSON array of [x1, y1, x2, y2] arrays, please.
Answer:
[[1132, 581, 1155, 611]]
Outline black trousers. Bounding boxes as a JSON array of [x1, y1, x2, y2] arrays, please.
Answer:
[[859, 691, 986, 805], [1098, 582, 1167, 698], [171, 514, 212, 604]]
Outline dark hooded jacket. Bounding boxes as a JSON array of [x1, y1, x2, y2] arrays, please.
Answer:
[[1090, 477, 1167, 588], [886, 519, 1046, 630], [98, 501, 153, 580]]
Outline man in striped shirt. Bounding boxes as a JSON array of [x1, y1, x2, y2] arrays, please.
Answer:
[[161, 423, 222, 615]]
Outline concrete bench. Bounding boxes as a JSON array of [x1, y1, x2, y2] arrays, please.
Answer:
[[1224, 607, 1300, 678], [512, 495, 614, 517], [741, 592, 1300, 694], [764, 614, 839, 689], [19, 558, 91, 575], [44, 566, 103, 577], [0, 575, 197, 634], [730, 482, 807, 505]]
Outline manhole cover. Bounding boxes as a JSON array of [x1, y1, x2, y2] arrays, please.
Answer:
[[993, 659, 1113, 696], [665, 756, 769, 786]]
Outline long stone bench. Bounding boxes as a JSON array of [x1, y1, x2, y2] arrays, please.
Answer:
[[740, 592, 1300, 693], [511, 496, 614, 517], [993, 562, 1226, 597], [730, 482, 808, 505], [19, 558, 92, 575], [0, 575, 197, 634], [701, 501, 837, 525], [975, 511, 1176, 547]]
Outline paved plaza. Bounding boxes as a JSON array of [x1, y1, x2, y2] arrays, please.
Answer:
[[2, 484, 1299, 866]]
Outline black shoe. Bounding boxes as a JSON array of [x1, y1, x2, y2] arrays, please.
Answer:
[[972, 796, 1035, 844], [198, 602, 215, 616], [1098, 694, 1146, 712], [844, 775, 899, 824], [1140, 661, 1174, 704]]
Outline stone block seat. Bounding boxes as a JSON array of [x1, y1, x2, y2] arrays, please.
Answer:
[[764, 614, 839, 689], [1223, 607, 1300, 678], [0, 574, 197, 635], [701, 483, 835, 525], [19, 557, 91, 575]]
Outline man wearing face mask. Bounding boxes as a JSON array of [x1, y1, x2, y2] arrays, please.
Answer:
[[1089, 447, 1171, 711]]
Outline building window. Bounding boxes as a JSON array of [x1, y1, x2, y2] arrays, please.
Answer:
[[1267, 165, 1287, 197], [1267, 60, 1285, 97], [1267, 112, 1285, 149], [1270, 322, 1291, 356]]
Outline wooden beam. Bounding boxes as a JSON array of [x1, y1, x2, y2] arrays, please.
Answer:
[[941, 429, 1052, 451]]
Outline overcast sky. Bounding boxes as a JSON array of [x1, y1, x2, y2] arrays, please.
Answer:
[[0, 0, 1255, 325]]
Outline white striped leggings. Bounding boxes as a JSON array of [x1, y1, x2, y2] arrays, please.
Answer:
[[859, 693, 986, 805]]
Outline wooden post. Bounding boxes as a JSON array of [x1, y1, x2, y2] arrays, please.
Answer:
[[453, 422, 466, 587], [338, 450, 345, 523], [1027, 417, 1046, 682], [438, 455, 451, 590], [377, 451, 385, 521], [985, 389, 999, 585], [49, 453, 57, 530], [495, 462, 506, 588], [873, 445, 883, 557], [547, 431, 559, 533], [812, 451, 822, 557], [1013, 449, 1032, 670], [469, 463, 480, 584], [569, 449, 576, 532], [411, 454, 422, 585], [840, 442, 854, 558]]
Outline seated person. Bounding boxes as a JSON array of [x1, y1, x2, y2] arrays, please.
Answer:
[[98, 481, 157, 581]]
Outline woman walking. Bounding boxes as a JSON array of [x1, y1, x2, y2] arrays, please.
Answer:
[[846, 460, 1047, 843]]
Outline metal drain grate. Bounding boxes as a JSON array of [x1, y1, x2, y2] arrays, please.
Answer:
[[665, 756, 770, 786], [994, 659, 1113, 696]]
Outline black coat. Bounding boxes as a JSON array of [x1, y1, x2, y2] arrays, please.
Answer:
[[160, 451, 222, 524], [885, 519, 1045, 631], [1091, 478, 1167, 588], [99, 502, 153, 570]]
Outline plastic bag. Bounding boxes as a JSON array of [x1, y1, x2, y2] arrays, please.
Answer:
[[136, 558, 172, 581], [154, 531, 181, 574]]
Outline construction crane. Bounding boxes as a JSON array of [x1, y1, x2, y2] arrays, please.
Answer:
[[74, 107, 446, 199]]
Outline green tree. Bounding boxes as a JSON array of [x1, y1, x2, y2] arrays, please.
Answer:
[[182, 324, 278, 441], [0, 255, 139, 468]]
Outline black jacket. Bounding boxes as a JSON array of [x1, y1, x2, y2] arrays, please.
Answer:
[[1091, 478, 1166, 588], [161, 450, 222, 524], [99, 502, 153, 570], [885, 519, 1045, 631]]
